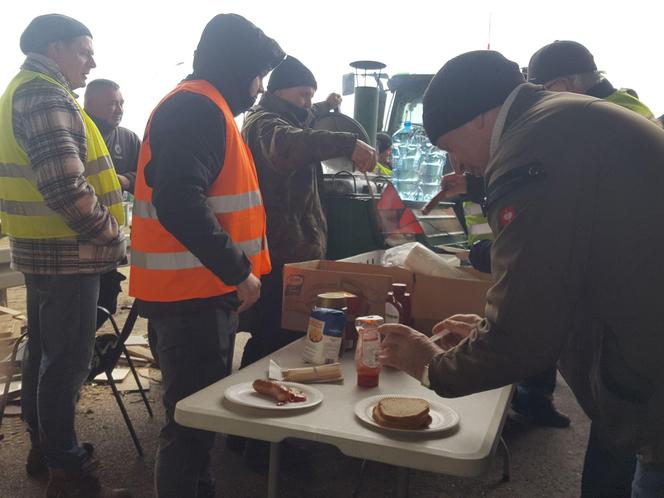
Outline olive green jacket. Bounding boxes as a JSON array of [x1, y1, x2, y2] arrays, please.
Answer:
[[430, 84, 664, 462]]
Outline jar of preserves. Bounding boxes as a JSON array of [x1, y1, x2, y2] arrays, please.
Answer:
[[355, 315, 384, 387]]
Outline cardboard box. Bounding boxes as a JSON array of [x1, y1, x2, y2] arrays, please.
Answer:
[[282, 251, 492, 334]]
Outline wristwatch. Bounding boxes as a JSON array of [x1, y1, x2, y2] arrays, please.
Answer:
[[420, 362, 431, 388]]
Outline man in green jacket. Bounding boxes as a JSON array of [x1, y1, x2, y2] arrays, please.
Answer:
[[379, 50, 664, 498]]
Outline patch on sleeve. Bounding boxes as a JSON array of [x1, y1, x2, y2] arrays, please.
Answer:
[[499, 206, 516, 228]]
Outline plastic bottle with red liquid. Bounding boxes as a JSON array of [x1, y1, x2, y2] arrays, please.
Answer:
[[355, 315, 384, 387]]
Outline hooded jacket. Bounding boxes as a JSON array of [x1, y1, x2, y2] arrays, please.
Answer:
[[137, 14, 284, 317]]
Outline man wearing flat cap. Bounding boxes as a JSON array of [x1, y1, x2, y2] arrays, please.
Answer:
[[240, 56, 376, 368], [0, 14, 128, 497], [378, 50, 664, 497]]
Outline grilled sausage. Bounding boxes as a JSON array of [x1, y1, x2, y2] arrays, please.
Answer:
[[252, 379, 290, 402]]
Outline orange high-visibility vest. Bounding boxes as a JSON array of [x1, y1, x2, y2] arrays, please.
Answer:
[[129, 80, 271, 302]]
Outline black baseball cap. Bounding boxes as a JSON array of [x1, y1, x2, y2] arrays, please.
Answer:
[[527, 40, 597, 84]]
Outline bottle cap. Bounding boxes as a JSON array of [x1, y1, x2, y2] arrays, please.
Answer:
[[355, 315, 384, 330], [316, 292, 348, 310], [391, 283, 407, 296]]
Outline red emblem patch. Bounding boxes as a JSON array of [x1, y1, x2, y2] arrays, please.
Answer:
[[499, 206, 516, 228]]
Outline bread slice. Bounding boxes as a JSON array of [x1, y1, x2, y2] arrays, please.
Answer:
[[378, 397, 429, 422], [371, 397, 432, 429]]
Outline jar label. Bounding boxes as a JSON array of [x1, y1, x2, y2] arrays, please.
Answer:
[[385, 302, 400, 324], [362, 339, 380, 368]]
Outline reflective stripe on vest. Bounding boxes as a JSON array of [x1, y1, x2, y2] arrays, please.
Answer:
[[129, 80, 271, 302], [0, 70, 124, 238], [131, 236, 265, 270], [133, 190, 263, 220], [468, 223, 491, 235]]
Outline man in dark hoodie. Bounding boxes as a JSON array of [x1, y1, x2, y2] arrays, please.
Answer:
[[128, 14, 284, 498], [240, 56, 376, 371]]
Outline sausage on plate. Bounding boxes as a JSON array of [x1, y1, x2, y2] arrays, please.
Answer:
[[252, 379, 290, 402]]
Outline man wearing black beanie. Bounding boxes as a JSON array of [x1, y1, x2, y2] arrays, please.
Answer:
[[425, 50, 571, 431], [1, 13, 129, 497], [237, 55, 375, 468], [379, 50, 664, 497]]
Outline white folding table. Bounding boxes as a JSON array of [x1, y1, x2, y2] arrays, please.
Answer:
[[175, 338, 512, 498]]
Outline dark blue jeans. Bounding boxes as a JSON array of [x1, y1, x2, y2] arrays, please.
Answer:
[[513, 366, 558, 409], [152, 306, 237, 498], [21, 273, 101, 470], [632, 460, 664, 497]]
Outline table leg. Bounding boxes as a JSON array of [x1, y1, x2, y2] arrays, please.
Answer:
[[268, 441, 281, 498], [499, 435, 511, 482], [395, 466, 409, 498]]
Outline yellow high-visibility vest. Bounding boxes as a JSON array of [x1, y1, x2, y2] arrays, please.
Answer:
[[463, 201, 493, 245], [605, 90, 654, 120], [0, 70, 124, 238]]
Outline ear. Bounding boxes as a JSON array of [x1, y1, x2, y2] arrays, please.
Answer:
[[45, 41, 64, 60], [471, 112, 488, 131], [472, 108, 499, 134]]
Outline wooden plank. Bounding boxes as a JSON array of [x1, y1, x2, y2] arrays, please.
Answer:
[[125, 346, 155, 363], [0, 305, 25, 319]]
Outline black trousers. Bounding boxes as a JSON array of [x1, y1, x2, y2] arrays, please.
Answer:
[[152, 307, 237, 498], [581, 422, 636, 497], [240, 265, 303, 369]]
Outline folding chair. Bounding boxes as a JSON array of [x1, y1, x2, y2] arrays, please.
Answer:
[[89, 300, 153, 455], [0, 330, 27, 427]]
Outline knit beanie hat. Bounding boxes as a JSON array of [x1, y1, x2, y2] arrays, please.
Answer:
[[422, 50, 525, 143], [376, 132, 393, 154], [527, 40, 597, 84], [20, 14, 92, 55], [267, 56, 317, 92]]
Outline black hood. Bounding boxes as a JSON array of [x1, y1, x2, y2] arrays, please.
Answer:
[[191, 14, 285, 116]]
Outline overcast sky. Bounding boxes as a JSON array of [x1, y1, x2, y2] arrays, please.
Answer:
[[3, 0, 663, 135]]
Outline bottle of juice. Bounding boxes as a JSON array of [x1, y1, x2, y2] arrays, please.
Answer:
[[355, 315, 384, 388]]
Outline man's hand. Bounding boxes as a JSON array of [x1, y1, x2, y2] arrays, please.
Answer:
[[351, 140, 377, 173], [422, 173, 468, 214], [117, 174, 130, 191], [440, 172, 468, 198], [378, 324, 443, 380], [236, 273, 261, 312], [431, 314, 481, 350], [326, 92, 342, 110]]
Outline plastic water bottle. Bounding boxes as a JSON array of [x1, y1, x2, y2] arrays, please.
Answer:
[[392, 121, 420, 200]]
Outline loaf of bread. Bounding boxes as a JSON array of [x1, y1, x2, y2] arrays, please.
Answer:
[[372, 397, 432, 429]]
